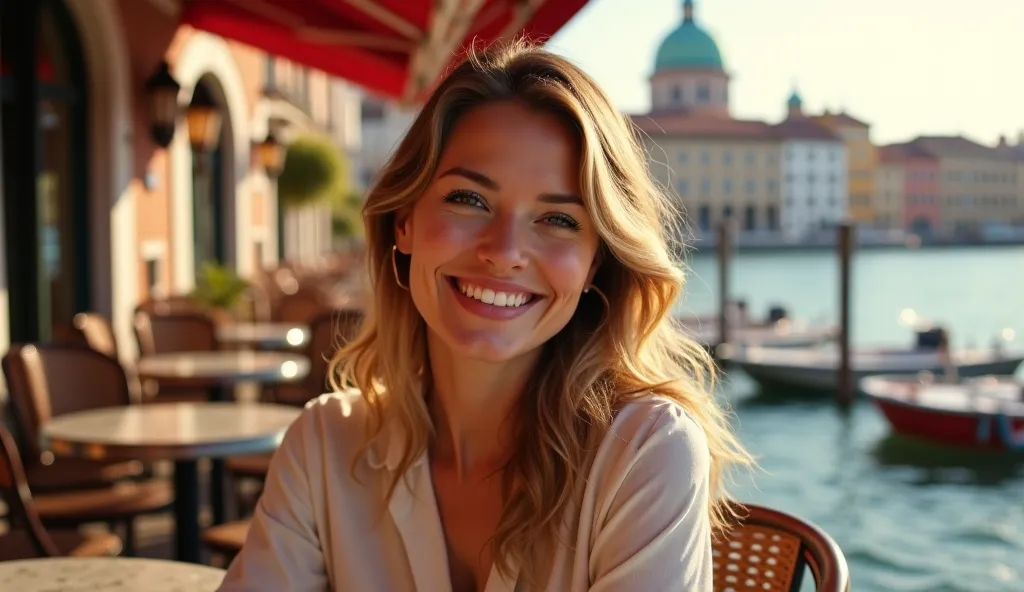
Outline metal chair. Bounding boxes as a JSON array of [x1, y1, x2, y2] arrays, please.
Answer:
[[714, 503, 850, 592]]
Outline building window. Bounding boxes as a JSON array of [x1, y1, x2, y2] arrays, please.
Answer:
[[723, 205, 733, 219], [745, 150, 756, 166], [767, 180, 778, 194], [676, 179, 690, 196], [723, 179, 733, 195], [696, 84, 710, 103], [745, 205, 756, 231], [701, 178, 711, 194], [677, 150, 688, 163], [701, 151, 711, 165], [723, 151, 733, 165], [767, 205, 779, 230], [698, 205, 711, 231], [746, 180, 756, 195], [361, 100, 385, 121], [671, 85, 682, 102]]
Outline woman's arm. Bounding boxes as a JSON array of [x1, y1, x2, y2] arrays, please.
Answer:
[[218, 407, 329, 591], [588, 404, 713, 591]]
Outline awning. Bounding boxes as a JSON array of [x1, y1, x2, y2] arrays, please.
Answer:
[[180, 0, 590, 102]]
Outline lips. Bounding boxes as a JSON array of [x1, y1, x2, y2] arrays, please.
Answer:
[[449, 277, 537, 308]]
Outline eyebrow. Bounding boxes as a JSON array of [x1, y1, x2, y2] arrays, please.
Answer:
[[438, 166, 584, 206]]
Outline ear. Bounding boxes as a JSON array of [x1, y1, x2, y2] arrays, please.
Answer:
[[393, 206, 414, 254]]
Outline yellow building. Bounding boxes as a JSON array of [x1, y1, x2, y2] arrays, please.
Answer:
[[812, 111, 877, 225]]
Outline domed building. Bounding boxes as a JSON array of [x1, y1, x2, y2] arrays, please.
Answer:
[[650, 0, 730, 116]]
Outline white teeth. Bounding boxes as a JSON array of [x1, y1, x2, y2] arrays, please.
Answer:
[[455, 279, 532, 308]]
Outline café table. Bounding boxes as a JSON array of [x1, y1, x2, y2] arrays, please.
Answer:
[[215, 322, 310, 349], [136, 350, 309, 527], [41, 402, 301, 564], [0, 556, 225, 591]]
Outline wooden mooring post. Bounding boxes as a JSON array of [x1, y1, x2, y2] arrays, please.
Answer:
[[837, 222, 855, 409], [716, 220, 733, 357]]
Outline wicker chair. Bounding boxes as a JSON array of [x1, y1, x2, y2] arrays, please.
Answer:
[[0, 422, 123, 560], [714, 504, 850, 592]]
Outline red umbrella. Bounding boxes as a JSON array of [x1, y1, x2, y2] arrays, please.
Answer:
[[181, 0, 591, 101]]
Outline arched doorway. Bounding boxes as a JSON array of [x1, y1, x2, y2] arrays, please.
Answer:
[[190, 76, 227, 273], [1, 0, 90, 342]]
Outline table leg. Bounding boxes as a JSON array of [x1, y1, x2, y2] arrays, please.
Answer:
[[173, 459, 201, 563], [211, 458, 230, 524], [209, 385, 229, 525]]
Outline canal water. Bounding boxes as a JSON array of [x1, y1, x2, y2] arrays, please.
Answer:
[[680, 246, 1024, 591]]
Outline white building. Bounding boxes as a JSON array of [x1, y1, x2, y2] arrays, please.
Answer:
[[773, 91, 848, 240], [358, 94, 419, 189]]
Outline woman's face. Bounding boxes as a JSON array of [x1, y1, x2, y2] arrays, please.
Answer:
[[395, 101, 601, 363]]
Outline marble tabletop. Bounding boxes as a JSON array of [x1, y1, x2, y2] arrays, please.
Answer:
[[0, 557, 225, 591], [42, 402, 301, 460], [216, 322, 310, 348], [136, 350, 310, 383]]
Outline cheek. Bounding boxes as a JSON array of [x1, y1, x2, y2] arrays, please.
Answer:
[[415, 212, 480, 254], [541, 242, 595, 294]]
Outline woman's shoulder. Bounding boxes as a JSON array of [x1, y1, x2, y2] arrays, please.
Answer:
[[284, 389, 373, 462], [600, 393, 710, 476]]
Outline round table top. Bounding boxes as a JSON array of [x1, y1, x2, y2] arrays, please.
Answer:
[[216, 322, 310, 348], [42, 402, 301, 460], [136, 350, 309, 383], [0, 557, 225, 591]]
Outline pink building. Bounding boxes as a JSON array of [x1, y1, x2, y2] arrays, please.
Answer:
[[900, 144, 942, 235]]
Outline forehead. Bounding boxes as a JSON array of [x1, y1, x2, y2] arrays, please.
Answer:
[[437, 101, 581, 191]]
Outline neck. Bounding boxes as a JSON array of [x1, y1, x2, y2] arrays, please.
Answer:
[[426, 331, 539, 479]]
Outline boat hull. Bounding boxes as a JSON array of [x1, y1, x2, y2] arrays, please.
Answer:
[[735, 357, 1023, 393]]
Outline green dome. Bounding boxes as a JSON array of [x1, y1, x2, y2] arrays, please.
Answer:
[[654, 1, 724, 71]]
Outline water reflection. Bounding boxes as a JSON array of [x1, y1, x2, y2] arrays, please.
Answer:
[[870, 434, 1024, 487]]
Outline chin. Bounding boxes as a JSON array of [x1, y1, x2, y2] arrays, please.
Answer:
[[441, 329, 539, 364]]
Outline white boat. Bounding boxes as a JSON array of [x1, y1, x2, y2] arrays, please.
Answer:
[[720, 329, 1024, 393], [676, 303, 837, 349]]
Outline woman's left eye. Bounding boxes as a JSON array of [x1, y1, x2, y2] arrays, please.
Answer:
[[442, 189, 486, 208], [543, 213, 582, 231]]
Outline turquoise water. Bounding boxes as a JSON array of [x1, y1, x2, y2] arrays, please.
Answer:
[[683, 246, 1024, 591]]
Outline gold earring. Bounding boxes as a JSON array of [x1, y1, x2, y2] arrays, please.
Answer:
[[584, 284, 609, 309], [391, 245, 409, 291]]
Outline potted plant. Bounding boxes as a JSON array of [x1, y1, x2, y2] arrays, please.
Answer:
[[190, 261, 252, 322]]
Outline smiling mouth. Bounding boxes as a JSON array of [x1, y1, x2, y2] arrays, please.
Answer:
[[448, 277, 538, 308]]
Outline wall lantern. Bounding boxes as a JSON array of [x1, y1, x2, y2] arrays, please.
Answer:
[[187, 82, 223, 154], [143, 61, 181, 149], [255, 130, 286, 178]]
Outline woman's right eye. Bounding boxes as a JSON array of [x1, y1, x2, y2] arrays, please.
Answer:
[[442, 189, 486, 208]]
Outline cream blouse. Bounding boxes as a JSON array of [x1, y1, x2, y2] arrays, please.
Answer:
[[217, 391, 712, 591]]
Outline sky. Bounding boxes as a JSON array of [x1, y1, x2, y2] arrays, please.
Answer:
[[546, 0, 1024, 146]]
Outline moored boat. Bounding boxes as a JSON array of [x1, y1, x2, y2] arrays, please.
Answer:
[[861, 375, 1024, 451], [719, 328, 1024, 394], [676, 303, 836, 349]]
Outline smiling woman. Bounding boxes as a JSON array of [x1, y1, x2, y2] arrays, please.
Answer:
[[218, 39, 752, 592]]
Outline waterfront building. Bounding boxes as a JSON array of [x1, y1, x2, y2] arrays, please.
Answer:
[[812, 111, 876, 226], [631, 0, 783, 243], [771, 92, 847, 240]]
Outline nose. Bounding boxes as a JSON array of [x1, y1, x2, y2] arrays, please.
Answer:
[[477, 214, 528, 272]]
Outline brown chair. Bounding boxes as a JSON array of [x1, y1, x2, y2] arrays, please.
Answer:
[[202, 518, 251, 564], [1, 344, 145, 491], [133, 310, 220, 402], [1, 344, 175, 554], [271, 286, 330, 325], [714, 503, 850, 592], [0, 423, 123, 560], [70, 312, 120, 359]]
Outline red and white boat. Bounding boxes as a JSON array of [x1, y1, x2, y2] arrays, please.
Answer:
[[861, 374, 1024, 451]]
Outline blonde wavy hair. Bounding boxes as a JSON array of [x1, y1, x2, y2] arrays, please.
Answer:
[[330, 38, 752, 578]]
